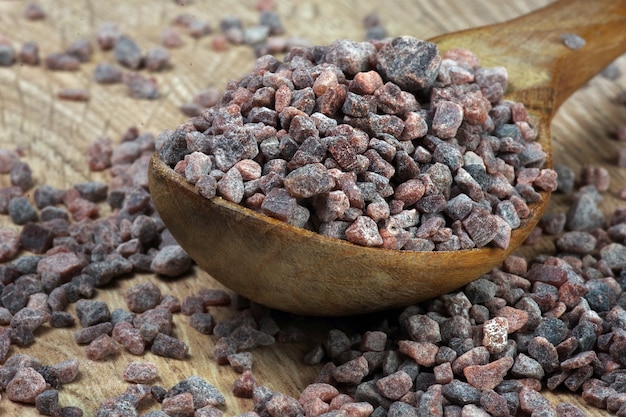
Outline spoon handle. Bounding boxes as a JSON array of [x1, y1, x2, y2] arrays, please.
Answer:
[[432, 0, 626, 117]]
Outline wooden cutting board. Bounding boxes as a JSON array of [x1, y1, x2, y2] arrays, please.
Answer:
[[1, 0, 624, 415]]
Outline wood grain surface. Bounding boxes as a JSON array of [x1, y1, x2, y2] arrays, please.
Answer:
[[0, 0, 624, 415]]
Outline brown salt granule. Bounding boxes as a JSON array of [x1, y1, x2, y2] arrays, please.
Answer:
[[450, 346, 490, 375], [299, 383, 340, 406], [151, 332, 189, 359], [36, 389, 60, 415], [560, 33, 586, 50], [86, 136, 114, 171], [303, 344, 325, 366], [478, 389, 509, 417], [495, 306, 529, 332], [581, 165, 610, 191], [581, 379, 614, 409], [93, 63, 124, 84], [150, 244, 192, 277], [125, 281, 162, 313], [10, 307, 50, 332], [562, 366, 592, 392], [0, 42, 15, 66], [323, 329, 351, 361], [534, 169, 558, 192], [601, 62, 621, 80], [162, 392, 195, 415], [161, 27, 184, 48], [86, 333, 120, 360], [0, 308, 13, 324], [188, 19, 213, 39], [209, 34, 229, 53], [398, 340, 438, 367], [145, 47, 171, 72], [37, 252, 86, 279], [345, 215, 383, 247], [511, 353, 545, 380], [158, 294, 182, 313], [19, 41, 40, 65], [73, 181, 108, 202], [96, 22, 120, 50], [123, 361, 158, 384], [0, 227, 20, 262], [114, 35, 142, 69], [433, 362, 454, 385], [49, 358, 79, 384], [482, 316, 508, 354], [184, 151, 212, 184], [10, 161, 34, 190], [57, 406, 84, 417], [259, 10, 284, 36], [266, 393, 304, 416], [232, 369, 257, 398], [5, 366, 47, 403], [195, 405, 224, 417], [19, 222, 52, 253], [555, 230, 597, 254], [75, 299, 110, 327], [44, 53, 80, 71], [517, 386, 551, 414], [95, 399, 137, 417], [138, 322, 159, 343], [561, 351, 599, 371], [132, 383, 165, 410], [213, 337, 237, 364], [24, 2, 46, 20], [217, 166, 245, 203], [0, 330, 11, 362], [527, 336, 560, 374], [66, 195, 98, 220], [123, 72, 159, 99], [405, 314, 442, 343], [556, 402, 587, 417], [57, 88, 90, 101], [197, 288, 231, 306], [105, 306, 133, 328], [386, 402, 418, 416], [540, 212, 567, 235], [166, 375, 226, 409], [0, 149, 20, 173], [227, 352, 254, 373], [360, 330, 387, 352], [173, 13, 195, 27], [66, 38, 92, 62], [243, 25, 270, 46], [432, 100, 464, 138], [463, 356, 514, 390], [189, 312, 216, 335], [302, 398, 329, 416], [375, 370, 412, 400], [112, 321, 146, 355], [130, 215, 158, 245], [182, 295, 204, 315], [73, 321, 113, 344], [607, 393, 626, 413]]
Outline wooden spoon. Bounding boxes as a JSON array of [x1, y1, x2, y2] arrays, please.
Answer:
[[149, 0, 626, 316]]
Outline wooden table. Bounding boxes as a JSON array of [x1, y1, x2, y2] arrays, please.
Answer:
[[0, 0, 624, 415]]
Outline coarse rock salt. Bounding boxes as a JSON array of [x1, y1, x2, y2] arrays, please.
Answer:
[[159, 36, 557, 252]]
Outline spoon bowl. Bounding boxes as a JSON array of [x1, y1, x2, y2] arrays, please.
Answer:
[[149, 0, 626, 316]]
